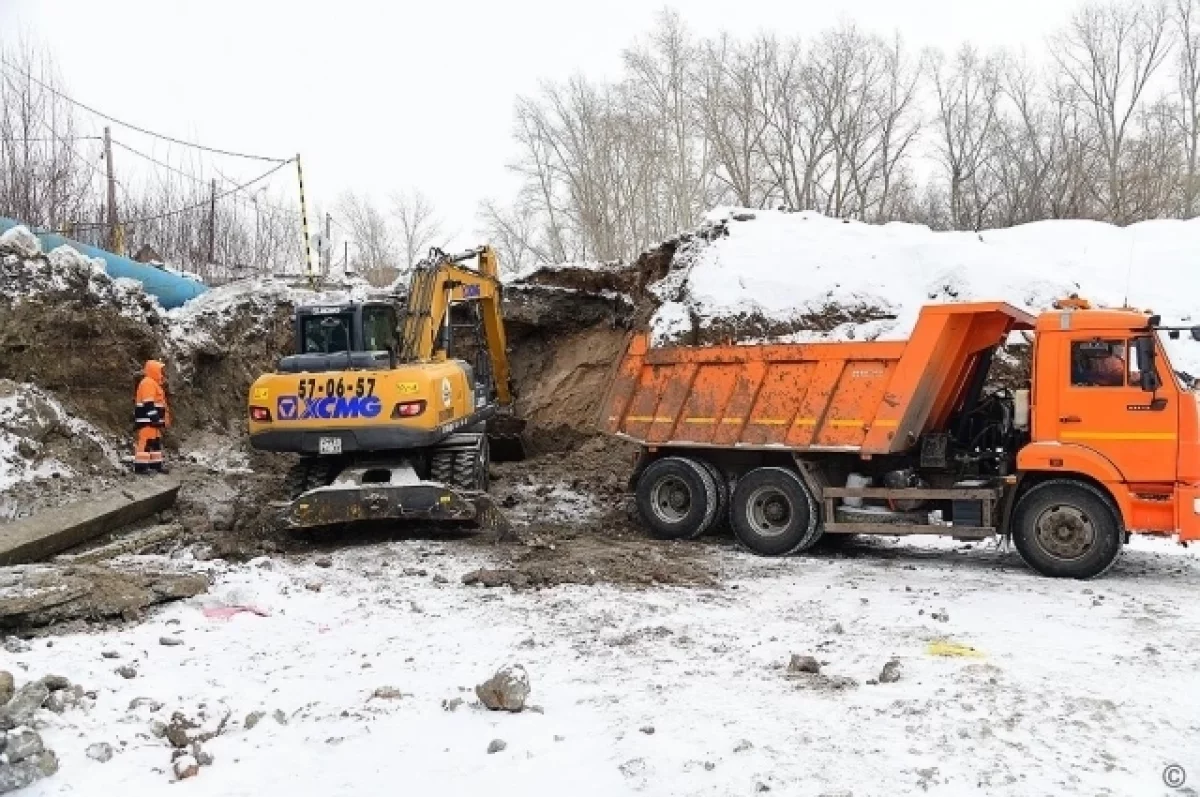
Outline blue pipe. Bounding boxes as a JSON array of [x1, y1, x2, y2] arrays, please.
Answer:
[[0, 217, 208, 309]]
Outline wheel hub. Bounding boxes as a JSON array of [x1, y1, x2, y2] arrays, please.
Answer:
[[747, 486, 793, 537], [1035, 504, 1096, 560], [651, 476, 692, 523]]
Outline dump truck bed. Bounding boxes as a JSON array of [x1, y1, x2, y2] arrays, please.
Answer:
[[601, 303, 1035, 455]]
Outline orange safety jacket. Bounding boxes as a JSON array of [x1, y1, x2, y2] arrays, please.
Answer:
[[134, 360, 171, 429]]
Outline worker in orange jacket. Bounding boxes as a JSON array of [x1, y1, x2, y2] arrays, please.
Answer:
[[133, 360, 171, 473]]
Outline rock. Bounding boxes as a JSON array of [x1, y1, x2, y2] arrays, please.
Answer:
[[128, 697, 163, 712], [86, 742, 114, 763], [149, 720, 168, 738], [0, 671, 12, 704], [441, 697, 464, 712], [639, 725, 655, 735], [0, 749, 58, 792], [173, 755, 199, 781], [0, 682, 49, 730], [475, 663, 531, 712], [314, 556, 333, 568], [756, 784, 771, 793], [38, 675, 70, 692], [44, 691, 71, 714], [879, 659, 902, 684], [462, 568, 531, 589], [101, 650, 120, 659], [115, 665, 137, 680], [159, 636, 184, 647], [487, 739, 507, 754], [788, 655, 821, 675], [0, 566, 208, 629], [371, 686, 404, 700], [2, 637, 30, 654], [4, 729, 43, 762], [732, 211, 757, 222], [734, 740, 754, 753], [164, 713, 197, 749], [305, 582, 322, 592], [244, 711, 266, 730], [192, 742, 213, 767], [432, 574, 448, 584], [272, 709, 288, 726]]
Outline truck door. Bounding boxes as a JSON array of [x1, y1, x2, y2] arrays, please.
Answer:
[[1054, 335, 1177, 483]]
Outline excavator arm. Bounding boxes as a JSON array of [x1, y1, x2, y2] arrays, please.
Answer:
[[398, 246, 513, 406]]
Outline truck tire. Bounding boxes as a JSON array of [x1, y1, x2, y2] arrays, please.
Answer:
[[1011, 479, 1123, 579], [696, 459, 730, 533], [635, 457, 719, 540], [730, 467, 820, 556]]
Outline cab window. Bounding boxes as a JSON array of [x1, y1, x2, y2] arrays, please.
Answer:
[[302, 314, 353, 354], [363, 307, 397, 352], [1070, 339, 1126, 387]]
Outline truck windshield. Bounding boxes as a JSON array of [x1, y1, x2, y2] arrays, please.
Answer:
[[301, 314, 354, 354], [1158, 331, 1197, 390]]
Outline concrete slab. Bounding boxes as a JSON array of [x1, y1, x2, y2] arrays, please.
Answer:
[[0, 478, 180, 565]]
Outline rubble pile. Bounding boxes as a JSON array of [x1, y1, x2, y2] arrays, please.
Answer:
[[0, 670, 93, 793]]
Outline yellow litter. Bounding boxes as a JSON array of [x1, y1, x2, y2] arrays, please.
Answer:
[[927, 639, 985, 658]]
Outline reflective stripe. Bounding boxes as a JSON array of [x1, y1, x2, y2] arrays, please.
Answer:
[[1061, 432, 1177, 441]]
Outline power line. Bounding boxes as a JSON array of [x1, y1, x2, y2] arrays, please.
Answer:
[[110, 137, 212, 187], [0, 55, 290, 164], [66, 157, 295, 229]]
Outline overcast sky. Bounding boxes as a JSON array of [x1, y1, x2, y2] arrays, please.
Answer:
[[1, 0, 1084, 247]]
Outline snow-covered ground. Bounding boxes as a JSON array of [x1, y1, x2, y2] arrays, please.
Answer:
[[10, 535, 1198, 797], [653, 209, 1200, 373]]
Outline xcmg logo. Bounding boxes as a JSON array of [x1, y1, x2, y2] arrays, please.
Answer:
[[277, 395, 382, 421]]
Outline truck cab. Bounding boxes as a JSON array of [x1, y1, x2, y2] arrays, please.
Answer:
[[1021, 299, 1200, 544]]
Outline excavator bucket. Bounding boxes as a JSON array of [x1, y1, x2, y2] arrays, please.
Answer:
[[487, 412, 527, 462]]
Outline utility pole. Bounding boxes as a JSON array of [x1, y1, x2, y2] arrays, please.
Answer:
[[324, 212, 332, 275], [103, 127, 119, 253], [207, 178, 217, 266]]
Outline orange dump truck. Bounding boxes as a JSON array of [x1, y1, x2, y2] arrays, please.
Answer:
[[601, 299, 1200, 578]]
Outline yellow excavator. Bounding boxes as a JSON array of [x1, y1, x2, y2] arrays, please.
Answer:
[[246, 245, 524, 531]]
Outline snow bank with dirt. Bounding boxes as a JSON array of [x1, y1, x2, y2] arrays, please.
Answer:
[[164, 275, 379, 360], [0, 380, 119, 493], [0, 225, 162, 325], [651, 209, 1200, 372]]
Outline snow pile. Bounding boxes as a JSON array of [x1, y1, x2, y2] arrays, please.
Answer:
[[0, 379, 119, 493], [651, 209, 1200, 372], [166, 275, 380, 359], [0, 225, 163, 325]]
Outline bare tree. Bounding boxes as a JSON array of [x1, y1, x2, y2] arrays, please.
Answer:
[[1175, 0, 1200, 214], [0, 40, 95, 230], [930, 45, 1004, 229], [391, 188, 442, 273], [336, 191, 396, 285], [1054, 0, 1172, 221]]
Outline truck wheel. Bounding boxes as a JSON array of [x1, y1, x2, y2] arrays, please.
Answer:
[[1012, 480, 1123, 579], [697, 459, 729, 533], [635, 457, 719, 540], [730, 467, 819, 556]]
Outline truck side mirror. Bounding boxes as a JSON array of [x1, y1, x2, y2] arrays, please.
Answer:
[[1191, 326, 1200, 341], [1135, 336, 1160, 392]]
